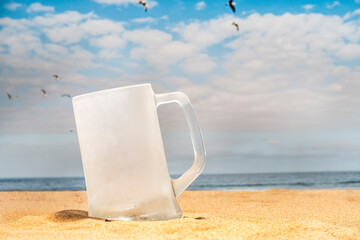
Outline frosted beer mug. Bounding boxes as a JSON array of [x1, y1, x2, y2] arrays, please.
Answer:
[[72, 84, 206, 221]]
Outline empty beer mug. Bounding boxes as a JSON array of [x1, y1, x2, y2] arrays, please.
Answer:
[[72, 84, 206, 221]]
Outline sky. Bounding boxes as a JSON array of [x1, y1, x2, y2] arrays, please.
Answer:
[[1, 0, 360, 178]]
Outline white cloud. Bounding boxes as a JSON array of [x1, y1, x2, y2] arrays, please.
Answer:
[[173, 15, 237, 49], [0, 11, 100, 90], [4, 2, 22, 11], [132, 17, 156, 23], [343, 8, 360, 20], [26, 2, 54, 13], [81, 19, 124, 35], [98, 49, 121, 59], [147, 1, 158, 9], [337, 43, 360, 59], [181, 54, 216, 74], [92, 0, 137, 5], [42, 15, 124, 44], [123, 29, 194, 72], [241, 10, 257, 15], [123, 28, 172, 46], [132, 15, 170, 24], [44, 24, 84, 44], [326, 1, 340, 9], [162, 76, 194, 88], [32, 11, 95, 26], [327, 84, 343, 91], [356, 0, 360, 4], [195, 1, 206, 11], [93, 0, 158, 9], [129, 38, 194, 72], [1, 10, 360, 135], [172, 13, 360, 131], [90, 34, 126, 48], [302, 4, 315, 10], [2, 8, 360, 177]]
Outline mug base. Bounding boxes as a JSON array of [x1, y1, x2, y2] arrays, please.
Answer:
[[89, 211, 182, 221]]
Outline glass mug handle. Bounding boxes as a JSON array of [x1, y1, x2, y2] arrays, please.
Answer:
[[155, 92, 206, 197]]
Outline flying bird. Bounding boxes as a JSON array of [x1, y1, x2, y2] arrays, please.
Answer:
[[232, 22, 239, 31], [138, 0, 148, 12], [41, 89, 48, 97], [6, 92, 12, 100], [226, 0, 236, 13], [61, 93, 71, 98], [53, 74, 61, 81]]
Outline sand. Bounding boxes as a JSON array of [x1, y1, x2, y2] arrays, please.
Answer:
[[1, 190, 360, 239]]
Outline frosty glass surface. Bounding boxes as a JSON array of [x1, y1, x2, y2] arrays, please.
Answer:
[[72, 84, 205, 221]]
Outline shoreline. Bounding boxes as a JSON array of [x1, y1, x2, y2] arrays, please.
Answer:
[[2, 171, 360, 192], [1, 190, 360, 239]]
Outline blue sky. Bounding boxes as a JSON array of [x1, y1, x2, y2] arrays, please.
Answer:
[[2, 0, 359, 19], [1, 0, 360, 177]]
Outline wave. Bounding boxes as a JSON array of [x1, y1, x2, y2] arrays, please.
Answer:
[[2, 172, 360, 191], [192, 182, 315, 189], [338, 180, 360, 184]]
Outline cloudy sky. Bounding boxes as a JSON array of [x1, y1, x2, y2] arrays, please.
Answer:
[[1, 0, 360, 178]]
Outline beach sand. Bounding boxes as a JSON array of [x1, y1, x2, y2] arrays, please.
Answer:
[[1, 190, 360, 239]]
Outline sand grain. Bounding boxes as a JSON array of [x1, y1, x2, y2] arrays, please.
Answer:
[[1, 190, 360, 239]]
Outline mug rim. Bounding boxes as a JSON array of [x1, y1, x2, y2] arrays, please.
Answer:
[[72, 83, 152, 102]]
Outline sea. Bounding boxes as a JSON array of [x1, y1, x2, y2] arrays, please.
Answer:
[[1, 171, 360, 191]]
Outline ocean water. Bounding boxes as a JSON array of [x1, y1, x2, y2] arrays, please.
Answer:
[[1, 171, 360, 191]]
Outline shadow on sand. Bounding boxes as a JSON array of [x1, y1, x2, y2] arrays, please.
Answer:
[[49, 210, 207, 222], [183, 216, 207, 220], [49, 209, 89, 222]]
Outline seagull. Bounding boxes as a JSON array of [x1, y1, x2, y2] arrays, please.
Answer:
[[53, 74, 61, 81], [226, 0, 236, 13], [138, 0, 148, 12], [41, 89, 48, 97], [6, 92, 12, 100], [232, 22, 239, 31], [61, 93, 71, 98]]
